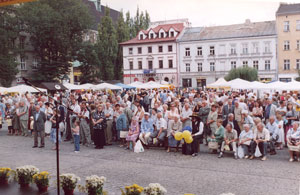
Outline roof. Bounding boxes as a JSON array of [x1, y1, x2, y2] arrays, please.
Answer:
[[82, 0, 119, 30], [120, 23, 185, 45], [276, 3, 300, 16], [179, 21, 276, 42]]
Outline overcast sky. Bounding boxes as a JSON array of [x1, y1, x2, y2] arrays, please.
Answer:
[[102, 0, 300, 27]]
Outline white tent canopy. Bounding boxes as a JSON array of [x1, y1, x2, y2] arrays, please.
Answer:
[[248, 81, 268, 90], [128, 81, 144, 88], [63, 83, 83, 90], [4, 85, 47, 93], [140, 81, 166, 89], [228, 78, 252, 89], [207, 78, 230, 88], [93, 83, 122, 90], [79, 83, 95, 90]]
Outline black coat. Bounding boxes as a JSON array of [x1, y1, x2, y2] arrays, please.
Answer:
[[222, 119, 241, 135]]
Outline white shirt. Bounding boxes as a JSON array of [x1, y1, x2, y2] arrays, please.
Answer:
[[155, 117, 167, 130], [181, 108, 193, 119]]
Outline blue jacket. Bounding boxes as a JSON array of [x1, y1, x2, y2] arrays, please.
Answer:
[[116, 113, 127, 131]]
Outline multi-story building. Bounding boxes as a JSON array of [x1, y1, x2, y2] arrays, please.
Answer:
[[178, 20, 277, 88], [121, 19, 190, 86], [276, 3, 300, 82]]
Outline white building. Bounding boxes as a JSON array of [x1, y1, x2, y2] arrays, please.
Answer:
[[178, 20, 277, 88], [121, 19, 190, 86]]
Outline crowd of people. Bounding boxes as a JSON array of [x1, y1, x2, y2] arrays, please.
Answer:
[[1, 88, 300, 161]]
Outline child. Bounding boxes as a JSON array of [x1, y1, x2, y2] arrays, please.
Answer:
[[72, 120, 80, 153]]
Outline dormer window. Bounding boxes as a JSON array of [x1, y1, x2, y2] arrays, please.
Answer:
[[139, 34, 143, 40], [150, 33, 154, 39], [160, 32, 164, 38], [170, 31, 174, 37]]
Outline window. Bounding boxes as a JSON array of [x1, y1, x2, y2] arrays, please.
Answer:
[[129, 61, 133, 70], [265, 60, 270, 70], [182, 79, 192, 87], [160, 32, 164, 38], [284, 41, 290, 50], [138, 47, 142, 54], [138, 61, 142, 69], [284, 59, 290, 70], [243, 61, 248, 67], [139, 34, 143, 40], [150, 33, 154, 39], [242, 43, 248, 54], [297, 40, 300, 50], [32, 58, 38, 69], [230, 45, 236, 55], [168, 60, 173, 68], [210, 62, 215, 71], [158, 46, 163, 53], [297, 59, 300, 70], [185, 48, 190, 56], [197, 63, 202, 72], [170, 31, 174, 37], [129, 48, 133, 54], [20, 36, 25, 49], [297, 20, 300, 31], [253, 43, 259, 54], [231, 61, 236, 69], [264, 42, 271, 53], [209, 46, 215, 56], [148, 60, 153, 70], [253, 60, 259, 70], [20, 57, 26, 70], [148, 46, 152, 53], [284, 21, 290, 32], [186, 63, 190, 72], [168, 45, 173, 52], [159, 60, 163, 69], [197, 47, 202, 56]]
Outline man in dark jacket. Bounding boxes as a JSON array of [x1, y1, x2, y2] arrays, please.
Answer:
[[222, 113, 241, 136], [32, 105, 47, 148], [222, 98, 235, 120]]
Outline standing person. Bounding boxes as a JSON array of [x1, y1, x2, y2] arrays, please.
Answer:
[[5, 103, 13, 135], [199, 101, 210, 143], [79, 102, 91, 147], [191, 117, 204, 157], [181, 103, 193, 128], [32, 105, 46, 148], [207, 104, 218, 136], [104, 102, 113, 145], [92, 105, 106, 149], [44, 102, 53, 136], [18, 101, 29, 137], [12, 102, 20, 136], [234, 101, 243, 132], [72, 120, 80, 153], [49, 109, 61, 150]]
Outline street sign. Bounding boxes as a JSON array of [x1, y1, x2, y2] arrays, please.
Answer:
[[0, 0, 36, 7]]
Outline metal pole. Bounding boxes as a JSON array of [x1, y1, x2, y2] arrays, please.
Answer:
[[56, 101, 60, 195]]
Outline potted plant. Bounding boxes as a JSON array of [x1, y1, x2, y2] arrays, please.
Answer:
[[78, 175, 106, 195], [121, 184, 144, 195], [33, 171, 50, 193], [60, 173, 80, 195], [143, 183, 167, 195], [15, 165, 39, 188], [0, 167, 12, 185]]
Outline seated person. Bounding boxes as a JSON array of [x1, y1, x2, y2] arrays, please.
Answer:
[[150, 111, 167, 145], [139, 113, 154, 145], [250, 122, 270, 161], [167, 115, 182, 153], [265, 116, 279, 155], [218, 124, 238, 159], [286, 122, 300, 162], [125, 117, 140, 150], [208, 119, 224, 153], [222, 113, 241, 136], [238, 124, 253, 159]]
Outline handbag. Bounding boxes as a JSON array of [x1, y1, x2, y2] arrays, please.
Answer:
[[134, 140, 144, 153], [208, 141, 219, 150], [238, 146, 244, 159]]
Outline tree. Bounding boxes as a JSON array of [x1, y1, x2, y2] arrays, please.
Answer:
[[97, 6, 118, 81], [0, 6, 20, 87], [225, 67, 258, 81], [18, 0, 92, 82], [115, 11, 130, 80], [76, 43, 99, 84]]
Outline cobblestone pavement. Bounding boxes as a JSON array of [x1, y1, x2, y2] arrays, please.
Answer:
[[1, 124, 300, 195]]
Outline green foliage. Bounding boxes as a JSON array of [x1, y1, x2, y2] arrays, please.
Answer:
[[125, 8, 150, 39], [0, 6, 20, 87], [225, 67, 258, 81], [18, 0, 92, 82]]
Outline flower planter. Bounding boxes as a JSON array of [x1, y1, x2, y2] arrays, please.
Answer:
[[37, 185, 48, 193], [63, 188, 74, 195], [20, 183, 30, 188]]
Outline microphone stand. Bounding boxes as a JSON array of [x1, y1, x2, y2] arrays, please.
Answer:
[[22, 77, 72, 195]]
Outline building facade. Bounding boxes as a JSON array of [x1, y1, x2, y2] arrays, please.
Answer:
[[121, 19, 190, 86], [276, 3, 300, 82], [178, 20, 277, 88]]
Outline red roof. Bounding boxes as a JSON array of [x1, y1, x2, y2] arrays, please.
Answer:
[[120, 23, 185, 45]]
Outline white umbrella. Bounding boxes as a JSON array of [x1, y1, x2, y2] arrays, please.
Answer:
[[6, 84, 47, 93], [93, 83, 122, 90]]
